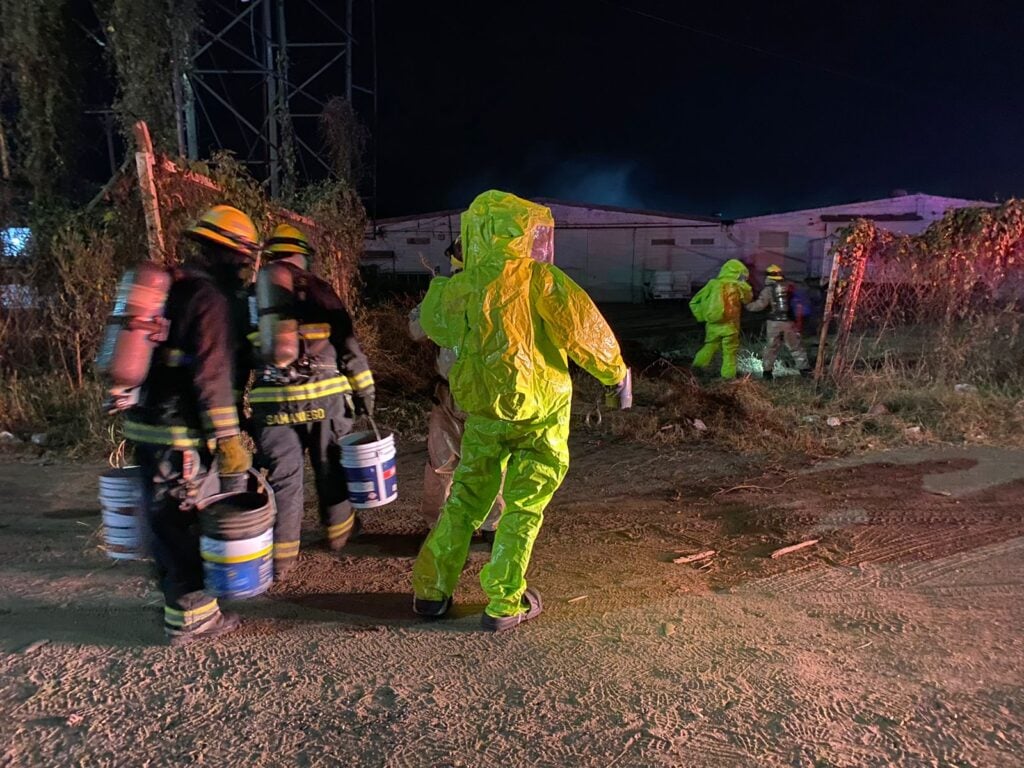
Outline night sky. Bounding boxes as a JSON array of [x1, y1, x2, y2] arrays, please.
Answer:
[[373, 0, 1024, 219]]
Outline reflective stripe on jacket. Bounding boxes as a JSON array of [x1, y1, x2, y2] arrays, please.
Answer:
[[249, 263, 372, 423]]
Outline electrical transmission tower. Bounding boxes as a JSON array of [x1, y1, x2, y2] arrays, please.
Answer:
[[179, 0, 377, 200]]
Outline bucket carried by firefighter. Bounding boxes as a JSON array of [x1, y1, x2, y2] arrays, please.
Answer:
[[198, 470, 276, 599], [340, 424, 398, 509], [98, 466, 145, 560]]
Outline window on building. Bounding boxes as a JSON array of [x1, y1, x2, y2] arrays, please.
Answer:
[[406, 236, 431, 245], [651, 237, 675, 246], [758, 231, 789, 249], [690, 237, 715, 246]]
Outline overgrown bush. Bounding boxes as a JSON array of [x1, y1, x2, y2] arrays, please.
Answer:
[[827, 201, 1024, 385], [0, 155, 368, 454]]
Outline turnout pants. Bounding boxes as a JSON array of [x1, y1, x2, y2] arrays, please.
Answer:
[[693, 331, 741, 379], [412, 407, 570, 618], [136, 444, 224, 634], [423, 382, 504, 532], [254, 396, 355, 570], [763, 320, 809, 373]]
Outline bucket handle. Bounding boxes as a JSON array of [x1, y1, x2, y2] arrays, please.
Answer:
[[246, 467, 275, 505], [367, 415, 382, 442]]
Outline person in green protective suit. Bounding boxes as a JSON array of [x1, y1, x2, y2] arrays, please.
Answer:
[[411, 190, 629, 632], [690, 259, 753, 379]]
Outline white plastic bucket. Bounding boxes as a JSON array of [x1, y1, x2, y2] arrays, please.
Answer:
[[200, 528, 274, 599], [98, 466, 145, 560], [340, 431, 398, 509], [198, 471, 276, 599]]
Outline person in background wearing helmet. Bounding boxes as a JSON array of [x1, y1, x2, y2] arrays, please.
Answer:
[[125, 205, 258, 646], [745, 264, 810, 379], [409, 236, 504, 543], [249, 223, 374, 581], [411, 190, 629, 632], [689, 259, 753, 380]]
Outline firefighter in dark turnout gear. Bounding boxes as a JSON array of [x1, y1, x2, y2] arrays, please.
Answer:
[[745, 264, 810, 379], [125, 205, 258, 646], [250, 223, 373, 581]]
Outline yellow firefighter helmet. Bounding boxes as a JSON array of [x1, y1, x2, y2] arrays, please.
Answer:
[[766, 264, 784, 281], [264, 223, 315, 261], [186, 205, 259, 259]]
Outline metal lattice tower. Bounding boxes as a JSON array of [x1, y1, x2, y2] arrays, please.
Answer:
[[179, 0, 377, 200]]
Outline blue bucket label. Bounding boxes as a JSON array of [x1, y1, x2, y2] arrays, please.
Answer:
[[343, 454, 398, 508], [201, 530, 274, 599], [203, 555, 273, 599]]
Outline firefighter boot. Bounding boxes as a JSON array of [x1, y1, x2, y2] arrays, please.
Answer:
[[166, 610, 242, 647], [326, 513, 359, 551]]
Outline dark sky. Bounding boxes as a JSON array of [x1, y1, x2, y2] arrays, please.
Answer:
[[372, 0, 1024, 219]]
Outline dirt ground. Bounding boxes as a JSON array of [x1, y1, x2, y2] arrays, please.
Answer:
[[1, 433, 1023, 767]]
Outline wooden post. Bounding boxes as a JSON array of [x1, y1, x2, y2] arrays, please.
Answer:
[[133, 121, 165, 262], [813, 245, 843, 381], [830, 248, 868, 377]]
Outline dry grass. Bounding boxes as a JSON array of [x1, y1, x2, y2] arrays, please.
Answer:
[[0, 374, 115, 457], [573, 361, 1024, 460], [356, 300, 438, 397]]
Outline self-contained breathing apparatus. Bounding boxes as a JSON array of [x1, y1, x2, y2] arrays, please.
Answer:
[[769, 280, 793, 321], [95, 261, 172, 413]]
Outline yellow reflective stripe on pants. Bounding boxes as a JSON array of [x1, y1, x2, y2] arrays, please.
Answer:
[[299, 323, 330, 340], [249, 376, 351, 404], [273, 540, 300, 559], [124, 419, 206, 449], [326, 518, 354, 539], [350, 370, 374, 390], [164, 599, 219, 628]]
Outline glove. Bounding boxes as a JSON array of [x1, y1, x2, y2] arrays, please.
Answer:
[[352, 389, 375, 418], [216, 435, 252, 476], [603, 370, 632, 410]]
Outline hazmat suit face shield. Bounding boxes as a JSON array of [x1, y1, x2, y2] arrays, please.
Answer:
[[530, 225, 554, 264]]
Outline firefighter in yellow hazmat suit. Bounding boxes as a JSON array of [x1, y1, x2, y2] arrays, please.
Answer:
[[411, 190, 629, 632], [690, 259, 753, 379]]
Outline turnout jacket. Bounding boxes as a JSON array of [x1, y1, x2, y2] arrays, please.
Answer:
[[124, 268, 247, 450], [249, 262, 373, 426]]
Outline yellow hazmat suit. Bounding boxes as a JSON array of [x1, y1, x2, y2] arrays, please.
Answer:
[[690, 259, 753, 379], [411, 190, 627, 618]]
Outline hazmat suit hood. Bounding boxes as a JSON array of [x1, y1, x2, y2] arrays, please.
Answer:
[[718, 259, 749, 282], [418, 190, 624, 423], [460, 190, 555, 270]]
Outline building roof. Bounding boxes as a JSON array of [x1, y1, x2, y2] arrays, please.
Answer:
[[739, 193, 993, 222], [371, 198, 729, 226]]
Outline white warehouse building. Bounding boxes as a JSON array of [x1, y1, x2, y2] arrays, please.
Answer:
[[733, 192, 993, 281], [362, 192, 992, 303]]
